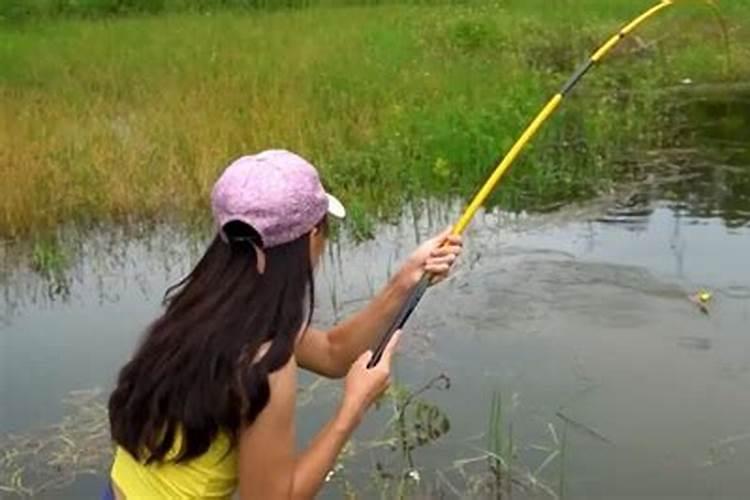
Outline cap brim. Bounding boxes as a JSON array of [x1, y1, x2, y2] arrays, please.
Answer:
[[326, 193, 346, 219]]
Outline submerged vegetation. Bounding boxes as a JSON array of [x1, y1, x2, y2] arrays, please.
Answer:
[[0, 380, 571, 499], [0, 388, 109, 497], [1, 0, 748, 240], [29, 235, 70, 296]]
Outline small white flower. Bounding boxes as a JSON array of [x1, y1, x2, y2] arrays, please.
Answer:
[[407, 469, 421, 482], [324, 464, 343, 482], [681, 78, 693, 85]]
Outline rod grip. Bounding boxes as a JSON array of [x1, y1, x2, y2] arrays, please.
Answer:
[[367, 273, 431, 368]]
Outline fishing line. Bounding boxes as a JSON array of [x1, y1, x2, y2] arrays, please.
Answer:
[[368, 0, 731, 368]]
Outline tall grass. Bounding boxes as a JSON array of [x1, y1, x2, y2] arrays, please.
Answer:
[[0, 0, 461, 23], [0, 1, 746, 239]]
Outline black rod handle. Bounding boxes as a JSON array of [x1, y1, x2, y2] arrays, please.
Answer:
[[367, 273, 431, 368]]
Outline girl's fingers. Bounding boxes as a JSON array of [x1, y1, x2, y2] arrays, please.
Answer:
[[423, 229, 462, 286], [432, 246, 461, 257], [445, 234, 463, 246], [425, 263, 451, 274], [427, 255, 456, 266], [356, 350, 374, 366], [432, 227, 452, 244], [430, 245, 463, 258], [431, 228, 461, 247], [380, 331, 402, 365]]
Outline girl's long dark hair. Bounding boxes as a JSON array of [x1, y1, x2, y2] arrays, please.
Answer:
[[108, 221, 317, 463]]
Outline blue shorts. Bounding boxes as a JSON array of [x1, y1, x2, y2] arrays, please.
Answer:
[[101, 482, 115, 500]]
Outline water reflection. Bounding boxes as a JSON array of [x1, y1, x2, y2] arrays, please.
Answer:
[[666, 90, 750, 227]]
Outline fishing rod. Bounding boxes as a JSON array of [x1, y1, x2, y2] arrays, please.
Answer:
[[368, 0, 727, 368]]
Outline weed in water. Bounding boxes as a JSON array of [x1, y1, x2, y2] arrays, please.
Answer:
[[30, 237, 67, 277], [29, 236, 71, 298]]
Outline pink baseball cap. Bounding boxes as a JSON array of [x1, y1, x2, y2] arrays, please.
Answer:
[[211, 150, 346, 248]]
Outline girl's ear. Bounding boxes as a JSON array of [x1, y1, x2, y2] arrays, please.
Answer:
[[315, 215, 329, 238], [255, 247, 266, 275]]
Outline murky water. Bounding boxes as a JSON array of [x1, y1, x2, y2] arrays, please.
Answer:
[[1, 92, 749, 499]]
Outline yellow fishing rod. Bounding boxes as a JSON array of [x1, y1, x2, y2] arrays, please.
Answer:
[[368, 0, 725, 367]]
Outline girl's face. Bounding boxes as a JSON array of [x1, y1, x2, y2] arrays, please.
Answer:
[[309, 223, 327, 270]]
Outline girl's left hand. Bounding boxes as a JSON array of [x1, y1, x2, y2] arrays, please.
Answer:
[[401, 227, 463, 286]]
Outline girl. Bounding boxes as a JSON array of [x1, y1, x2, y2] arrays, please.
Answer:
[[106, 150, 462, 499]]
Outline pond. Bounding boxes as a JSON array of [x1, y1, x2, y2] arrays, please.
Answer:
[[1, 90, 749, 499]]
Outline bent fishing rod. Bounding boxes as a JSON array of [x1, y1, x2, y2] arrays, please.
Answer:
[[368, 0, 726, 368]]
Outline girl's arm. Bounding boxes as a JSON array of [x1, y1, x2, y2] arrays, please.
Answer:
[[238, 334, 400, 500], [296, 228, 462, 378]]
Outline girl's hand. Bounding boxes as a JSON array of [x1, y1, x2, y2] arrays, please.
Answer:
[[401, 227, 463, 286], [340, 331, 401, 422]]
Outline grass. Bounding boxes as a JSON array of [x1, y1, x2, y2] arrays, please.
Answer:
[[28, 234, 72, 297], [0, 380, 575, 499], [0, 388, 109, 498], [30, 236, 67, 277], [0, 0, 458, 23], [0, 0, 748, 240], [487, 391, 511, 497]]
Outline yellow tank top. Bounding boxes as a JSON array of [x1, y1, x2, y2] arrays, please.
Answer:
[[111, 432, 238, 499]]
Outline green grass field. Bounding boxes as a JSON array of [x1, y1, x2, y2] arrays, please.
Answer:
[[1, 0, 747, 239]]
